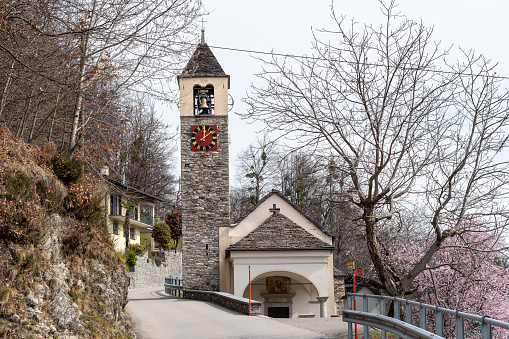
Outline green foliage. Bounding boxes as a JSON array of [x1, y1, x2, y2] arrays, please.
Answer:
[[161, 242, 174, 251], [128, 244, 144, 256], [51, 152, 84, 185], [120, 200, 137, 211], [151, 221, 171, 247], [165, 210, 182, 250], [117, 252, 126, 262], [139, 233, 151, 248], [125, 247, 138, 267]]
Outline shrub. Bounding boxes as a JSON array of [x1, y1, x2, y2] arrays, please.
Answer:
[[161, 242, 175, 251], [151, 221, 171, 248], [125, 247, 137, 267], [64, 174, 103, 221], [51, 152, 83, 185], [128, 244, 144, 256], [165, 210, 182, 252], [5, 167, 36, 202]]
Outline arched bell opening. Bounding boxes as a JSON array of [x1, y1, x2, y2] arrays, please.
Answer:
[[242, 271, 321, 318], [193, 84, 214, 116]]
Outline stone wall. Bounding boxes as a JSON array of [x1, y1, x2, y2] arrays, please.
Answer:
[[128, 251, 182, 289], [183, 290, 262, 316], [334, 275, 346, 314], [180, 115, 230, 291]]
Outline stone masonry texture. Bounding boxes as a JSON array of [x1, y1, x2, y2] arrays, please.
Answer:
[[128, 251, 182, 289], [181, 115, 229, 291]]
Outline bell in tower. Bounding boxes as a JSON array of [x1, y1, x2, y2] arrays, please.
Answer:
[[194, 86, 214, 115]]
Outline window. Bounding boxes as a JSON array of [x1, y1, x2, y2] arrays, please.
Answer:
[[110, 195, 122, 215], [130, 227, 136, 240], [112, 221, 119, 235], [140, 204, 154, 225]]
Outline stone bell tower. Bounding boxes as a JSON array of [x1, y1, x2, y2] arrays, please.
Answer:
[[178, 30, 230, 291]]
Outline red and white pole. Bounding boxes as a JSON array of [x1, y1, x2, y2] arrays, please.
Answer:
[[249, 265, 252, 316], [353, 263, 358, 339]]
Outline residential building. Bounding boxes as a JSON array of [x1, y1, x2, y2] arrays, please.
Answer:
[[101, 167, 164, 252]]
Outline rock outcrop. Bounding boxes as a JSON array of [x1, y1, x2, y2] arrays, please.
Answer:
[[0, 125, 135, 338]]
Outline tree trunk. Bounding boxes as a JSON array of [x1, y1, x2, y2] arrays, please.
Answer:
[[124, 209, 131, 250], [364, 205, 402, 297], [48, 88, 62, 141], [0, 61, 15, 119], [69, 39, 88, 156]]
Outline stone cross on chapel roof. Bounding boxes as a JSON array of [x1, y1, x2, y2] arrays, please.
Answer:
[[269, 204, 280, 214]]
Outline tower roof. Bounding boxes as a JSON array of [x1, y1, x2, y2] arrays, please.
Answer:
[[179, 42, 228, 78]]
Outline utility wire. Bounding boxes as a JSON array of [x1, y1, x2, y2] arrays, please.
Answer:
[[204, 44, 509, 81]]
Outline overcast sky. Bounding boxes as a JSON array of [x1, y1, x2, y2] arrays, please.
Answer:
[[162, 0, 509, 183]]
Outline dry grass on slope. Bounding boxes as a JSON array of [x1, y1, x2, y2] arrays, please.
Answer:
[[0, 125, 134, 338]]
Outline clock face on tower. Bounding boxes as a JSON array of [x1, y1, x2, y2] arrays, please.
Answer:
[[191, 125, 218, 151]]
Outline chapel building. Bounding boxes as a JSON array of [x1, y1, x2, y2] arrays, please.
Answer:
[[178, 31, 336, 318]]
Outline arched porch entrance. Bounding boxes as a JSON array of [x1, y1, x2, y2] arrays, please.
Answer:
[[242, 271, 321, 318]]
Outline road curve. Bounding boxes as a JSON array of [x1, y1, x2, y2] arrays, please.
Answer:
[[126, 287, 334, 339]]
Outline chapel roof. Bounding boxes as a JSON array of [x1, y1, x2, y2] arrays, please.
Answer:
[[228, 211, 334, 252], [179, 42, 228, 78], [234, 190, 332, 237]]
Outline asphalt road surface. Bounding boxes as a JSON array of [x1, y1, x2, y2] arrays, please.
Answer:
[[126, 287, 351, 339]]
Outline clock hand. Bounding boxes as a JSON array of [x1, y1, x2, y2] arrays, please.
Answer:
[[201, 131, 212, 141], [202, 126, 207, 140]]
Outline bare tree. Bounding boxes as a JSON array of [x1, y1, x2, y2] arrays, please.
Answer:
[[243, 0, 509, 298], [235, 133, 277, 204], [0, 0, 203, 155]]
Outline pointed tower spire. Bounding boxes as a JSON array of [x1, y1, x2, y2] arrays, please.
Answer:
[[201, 28, 205, 44]]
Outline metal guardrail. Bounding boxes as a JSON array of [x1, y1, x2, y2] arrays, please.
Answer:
[[344, 293, 509, 339], [164, 276, 183, 297]]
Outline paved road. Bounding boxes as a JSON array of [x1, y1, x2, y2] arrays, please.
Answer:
[[126, 287, 352, 339]]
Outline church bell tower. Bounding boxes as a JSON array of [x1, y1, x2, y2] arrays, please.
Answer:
[[178, 31, 230, 291]]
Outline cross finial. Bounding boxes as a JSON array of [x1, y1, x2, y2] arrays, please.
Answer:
[[269, 204, 280, 214], [200, 18, 207, 43]]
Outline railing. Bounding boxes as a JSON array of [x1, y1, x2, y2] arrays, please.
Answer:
[[164, 276, 183, 297], [109, 209, 153, 226], [344, 293, 509, 339], [139, 214, 153, 226]]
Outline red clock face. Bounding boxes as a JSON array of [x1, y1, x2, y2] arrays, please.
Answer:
[[191, 125, 218, 151]]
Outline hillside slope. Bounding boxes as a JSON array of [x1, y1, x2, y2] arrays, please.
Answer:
[[0, 125, 135, 338]]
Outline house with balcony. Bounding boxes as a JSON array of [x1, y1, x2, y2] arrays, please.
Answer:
[[101, 167, 165, 252]]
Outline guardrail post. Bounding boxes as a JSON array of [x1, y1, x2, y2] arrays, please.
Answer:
[[363, 295, 369, 339], [419, 302, 426, 331], [347, 295, 353, 339], [406, 302, 412, 325], [164, 277, 170, 294], [456, 310, 464, 339], [481, 316, 492, 339], [380, 296, 386, 339], [394, 298, 400, 339], [435, 306, 444, 337]]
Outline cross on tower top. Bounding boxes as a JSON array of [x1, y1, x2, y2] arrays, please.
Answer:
[[200, 18, 207, 43], [269, 204, 280, 214]]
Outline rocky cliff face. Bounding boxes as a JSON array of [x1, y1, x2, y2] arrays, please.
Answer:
[[0, 125, 135, 338]]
